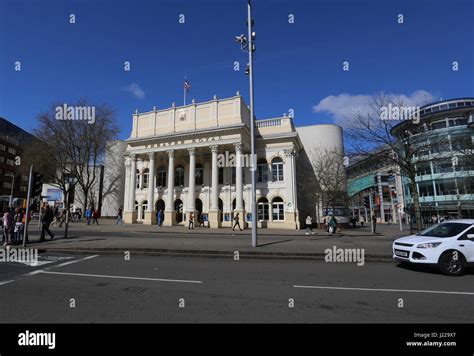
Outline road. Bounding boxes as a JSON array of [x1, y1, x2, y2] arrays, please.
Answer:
[[1, 252, 473, 323]]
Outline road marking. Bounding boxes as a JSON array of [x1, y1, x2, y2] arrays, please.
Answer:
[[40, 271, 203, 284], [293, 285, 474, 296], [0, 255, 99, 286], [48, 255, 99, 269]]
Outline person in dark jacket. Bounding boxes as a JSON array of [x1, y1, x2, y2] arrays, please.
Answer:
[[40, 205, 55, 241]]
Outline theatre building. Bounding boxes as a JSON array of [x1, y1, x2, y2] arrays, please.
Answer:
[[123, 93, 344, 229]]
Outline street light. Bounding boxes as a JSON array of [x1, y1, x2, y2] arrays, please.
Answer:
[[235, 0, 257, 247]]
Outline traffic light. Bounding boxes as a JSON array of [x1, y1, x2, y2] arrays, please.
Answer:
[[32, 171, 43, 197], [363, 196, 370, 209]]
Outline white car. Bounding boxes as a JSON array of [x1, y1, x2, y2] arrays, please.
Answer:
[[392, 219, 474, 276]]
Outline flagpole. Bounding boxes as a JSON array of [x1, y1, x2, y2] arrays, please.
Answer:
[[184, 76, 186, 106]]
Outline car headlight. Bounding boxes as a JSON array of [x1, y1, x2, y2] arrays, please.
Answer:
[[417, 242, 442, 248]]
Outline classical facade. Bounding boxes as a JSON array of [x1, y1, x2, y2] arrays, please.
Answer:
[[123, 93, 308, 229]]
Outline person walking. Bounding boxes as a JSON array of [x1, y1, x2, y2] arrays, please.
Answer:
[[85, 207, 92, 225], [116, 206, 124, 226], [157, 209, 163, 227], [12, 208, 23, 245], [40, 205, 55, 242], [188, 212, 194, 230], [360, 216, 365, 227], [3, 207, 12, 246], [305, 213, 314, 235], [58, 208, 67, 228], [329, 215, 337, 234], [323, 217, 328, 232], [92, 209, 100, 225], [232, 213, 243, 231], [372, 214, 377, 234]]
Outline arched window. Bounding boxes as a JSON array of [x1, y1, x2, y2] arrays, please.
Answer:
[[271, 157, 284, 182], [272, 197, 284, 221], [156, 166, 167, 187], [135, 169, 140, 189], [175, 165, 185, 186], [195, 163, 204, 185], [257, 158, 268, 182], [257, 197, 269, 221], [142, 168, 150, 189], [134, 200, 139, 213]]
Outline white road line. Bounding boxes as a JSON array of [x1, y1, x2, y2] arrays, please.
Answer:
[[40, 271, 203, 284], [293, 285, 474, 296], [0, 255, 99, 286], [47, 255, 99, 269]]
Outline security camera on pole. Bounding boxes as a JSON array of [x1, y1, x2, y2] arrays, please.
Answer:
[[235, 0, 257, 247]]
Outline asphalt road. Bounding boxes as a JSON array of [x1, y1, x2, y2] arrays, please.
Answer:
[[1, 252, 474, 323]]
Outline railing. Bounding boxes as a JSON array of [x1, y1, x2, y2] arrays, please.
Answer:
[[255, 118, 282, 128]]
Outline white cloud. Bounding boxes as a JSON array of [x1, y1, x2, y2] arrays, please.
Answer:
[[122, 83, 145, 99], [313, 90, 435, 126]]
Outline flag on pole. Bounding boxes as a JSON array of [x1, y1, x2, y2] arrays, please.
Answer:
[[184, 79, 191, 91]]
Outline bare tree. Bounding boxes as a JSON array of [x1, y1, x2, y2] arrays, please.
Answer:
[[309, 147, 348, 221], [345, 93, 452, 230], [31, 99, 119, 212]]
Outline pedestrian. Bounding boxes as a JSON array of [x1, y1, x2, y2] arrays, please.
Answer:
[[12, 208, 23, 245], [351, 216, 357, 227], [2, 207, 12, 246], [305, 213, 313, 235], [360, 216, 365, 227], [116, 206, 124, 226], [232, 213, 243, 231], [198, 212, 205, 228], [40, 205, 55, 241], [372, 214, 377, 234], [85, 206, 92, 225], [58, 208, 67, 228], [323, 217, 329, 232], [157, 209, 163, 227], [329, 215, 337, 234], [92, 209, 100, 225], [188, 212, 194, 230]]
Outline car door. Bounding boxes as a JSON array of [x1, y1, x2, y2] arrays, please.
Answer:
[[457, 227, 474, 262]]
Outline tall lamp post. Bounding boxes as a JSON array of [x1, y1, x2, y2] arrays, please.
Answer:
[[235, 0, 257, 247], [64, 174, 77, 239]]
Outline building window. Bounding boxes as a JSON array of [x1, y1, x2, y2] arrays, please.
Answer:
[[271, 157, 284, 182], [7, 147, 16, 155], [195, 163, 204, 186], [3, 182, 12, 189], [272, 197, 284, 221], [175, 165, 185, 186], [141, 200, 148, 220], [156, 166, 167, 187], [6, 159, 14, 166], [257, 158, 268, 182], [257, 197, 269, 221], [0, 144, 5, 151], [135, 169, 140, 189], [0, 157, 4, 163], [142, 168, 149, 189], [218, 167, 224, 184], [231, 167, 236, 185]]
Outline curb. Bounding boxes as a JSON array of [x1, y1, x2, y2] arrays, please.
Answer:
[[37, 247, 395, 262]]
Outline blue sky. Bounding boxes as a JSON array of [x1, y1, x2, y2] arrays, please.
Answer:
[[1, 0, 473, 139]]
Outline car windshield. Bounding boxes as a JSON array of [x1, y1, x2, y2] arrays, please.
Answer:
[[417, 223, 471, 238]]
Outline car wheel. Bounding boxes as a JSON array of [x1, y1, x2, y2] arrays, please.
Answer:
[[439, 251, 466, 276]]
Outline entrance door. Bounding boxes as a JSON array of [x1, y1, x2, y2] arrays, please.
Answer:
[[174, 199, 183, 223]]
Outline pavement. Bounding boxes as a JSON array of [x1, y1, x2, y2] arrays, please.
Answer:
[[1, 252, 473, 323], [17, 219, 414, 261]]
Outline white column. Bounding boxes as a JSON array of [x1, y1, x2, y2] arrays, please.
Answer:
[[210, 145, 219, 210], [166, 150, 175, 211], [188, 147, 196, 212], [128, 154, 137, 210], [147, 152, 155, 211], [123, 157, 130, 210], [284, 149, 296, 211], [235, 143, 244, 210]]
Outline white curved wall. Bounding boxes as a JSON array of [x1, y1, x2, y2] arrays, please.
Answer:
[[296, 124, 344, 154]]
